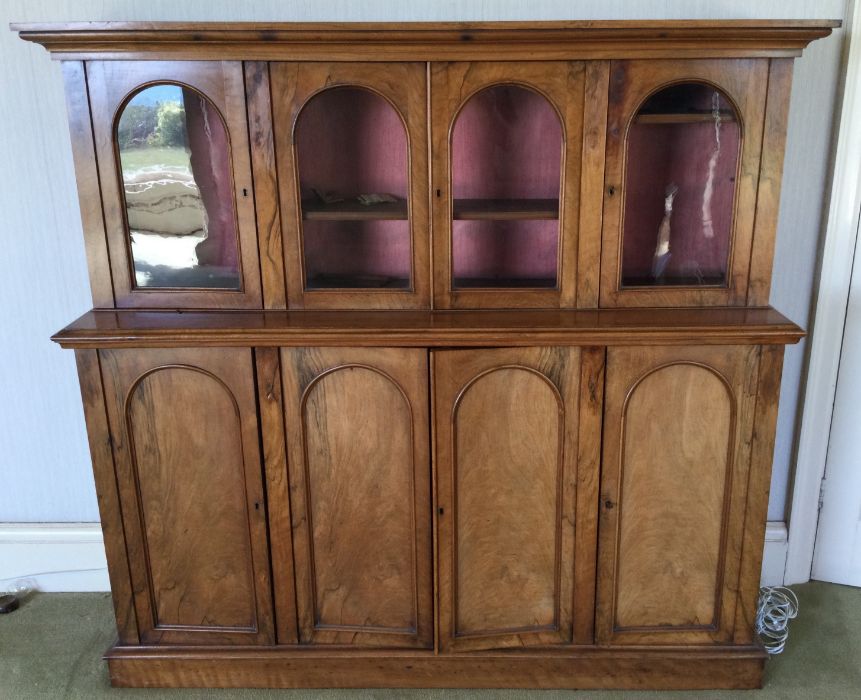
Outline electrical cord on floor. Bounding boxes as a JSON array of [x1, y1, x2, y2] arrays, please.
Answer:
[[756, 586, 799, 654]]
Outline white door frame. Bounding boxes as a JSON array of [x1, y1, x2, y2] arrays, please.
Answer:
[[785, 0, 861, 584]]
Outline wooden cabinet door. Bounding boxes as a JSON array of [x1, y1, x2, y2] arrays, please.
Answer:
[[597, 345, 760, 645], [271, 63, 430, 310], [99, 348, 273, 645], [433, 347, 603, 651], [280, 348, 433, 647], [88, 61, 262, 309], [430, 63, 588, 309], [599, 60, 769, 308]]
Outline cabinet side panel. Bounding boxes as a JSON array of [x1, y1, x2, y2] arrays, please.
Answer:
[[63, 61, 114, 308], [747, 59, 794, 305], [74, 349, 137, 643], [734, 345, 784, 642]]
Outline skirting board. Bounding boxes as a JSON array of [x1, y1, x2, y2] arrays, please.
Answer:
[[0, 520, 788, 593], [0, 523, 110, 592]]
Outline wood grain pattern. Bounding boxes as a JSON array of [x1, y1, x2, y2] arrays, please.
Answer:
[[52, 307, 805, 349], [244, 62, 287, 310], [254, 347, 298, 644], [434, 347, 583, 650], [280, 348, 432, 647], [431, 62, 584, 309], [99, 348, 273, 645], [62, 61, 114, 308], [104, 643, 767, 689], [16, 20, 838, 62], [600, 59, 768, 308], [734, 345, 785, 642], [74, 349, 138, 643], [747, 59, 794, 305], [577, 61, 610, 308], [597, 345, 759, 645], [271, 62, 430, 310], [573, 346, 605, 643], [87, 60, 262, 309]]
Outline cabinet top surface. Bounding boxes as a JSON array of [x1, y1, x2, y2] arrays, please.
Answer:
[[13, 20, 839, 60], [52, 307, 804, 349]]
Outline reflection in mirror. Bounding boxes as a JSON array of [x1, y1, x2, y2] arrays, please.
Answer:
[[621, 83, 740, 288], [116, 84, 241, 289]]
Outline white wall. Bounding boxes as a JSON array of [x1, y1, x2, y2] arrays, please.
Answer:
[[0, 1, 847, 525]]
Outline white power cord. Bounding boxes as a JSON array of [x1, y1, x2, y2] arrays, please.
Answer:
[[755, 586, 799, 654]]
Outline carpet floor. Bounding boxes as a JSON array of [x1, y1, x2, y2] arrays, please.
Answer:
[[0, 581, 858, 698]]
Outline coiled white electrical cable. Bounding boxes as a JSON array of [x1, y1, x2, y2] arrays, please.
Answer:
[[755, 586, 799, 654]]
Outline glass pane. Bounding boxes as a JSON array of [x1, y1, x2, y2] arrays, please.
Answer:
[[451, 85, 562, 289], [116, 84, 241, 290], [295, 87, 411, 290], [621, 83, 740, 288]]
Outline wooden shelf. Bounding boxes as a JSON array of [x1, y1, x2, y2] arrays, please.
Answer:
[[52, 307, 804, 349], [306, 274, 410, 290], [301, 199, 408, 221], [634, 111, 736, 124], [454, 277, 557, 289], [453, 198, 559, 220]]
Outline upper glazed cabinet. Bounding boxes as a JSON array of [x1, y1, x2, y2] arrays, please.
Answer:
[[70, 54, 791, 311]]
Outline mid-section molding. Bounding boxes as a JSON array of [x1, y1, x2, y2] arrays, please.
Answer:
[[52, 307, 805, 348]]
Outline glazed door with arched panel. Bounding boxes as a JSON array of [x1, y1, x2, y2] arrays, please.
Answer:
[[599, 60, 770, 307], [87, 61, 262, 308], [431, 62, 587, 309], [271, 63, 429, 309]]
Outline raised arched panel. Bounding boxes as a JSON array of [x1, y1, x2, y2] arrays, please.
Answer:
[[434, 347, 586, 651], [616, 363, 733, 629], [302, 366, 417, 632], [99, 348, 273, 645], [453, 366, 562, 636], [280, 347, 432, 647], [597, 345, 761, 646], [126, 366, 255, 630]]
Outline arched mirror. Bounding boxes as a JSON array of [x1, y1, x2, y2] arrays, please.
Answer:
[[450, 84, 563, 289], [116, 83, 241, 290], [621, 82, 741, 288], [294, 87, 411, 290]]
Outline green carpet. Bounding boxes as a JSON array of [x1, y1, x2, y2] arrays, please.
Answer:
[[0, 581, 858, 698]]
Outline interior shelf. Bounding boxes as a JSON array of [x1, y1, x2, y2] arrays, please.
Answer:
[[633, 111, 736, 124], [454, 277, 557, 289], [452, 198, 559, 221], [301, 199, 408, 221]]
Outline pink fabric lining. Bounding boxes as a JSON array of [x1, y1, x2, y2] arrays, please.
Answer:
[[451, 85, 562, 282]]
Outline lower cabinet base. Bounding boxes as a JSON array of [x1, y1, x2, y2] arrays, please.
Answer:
[[105, 645, 767, 689]]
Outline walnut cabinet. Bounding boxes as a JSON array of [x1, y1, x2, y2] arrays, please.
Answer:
[[17, 20, 837, 690]]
